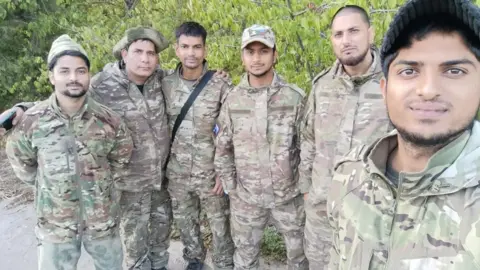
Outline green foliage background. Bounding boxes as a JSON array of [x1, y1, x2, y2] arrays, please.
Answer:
[[2, 0, 480, 112]]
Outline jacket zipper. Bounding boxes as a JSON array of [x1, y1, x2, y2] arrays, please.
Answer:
[[68, 118, 84, 240], [385, 174, 403, 269]]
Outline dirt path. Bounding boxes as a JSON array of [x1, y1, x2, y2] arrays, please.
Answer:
[[0, 150, 286, 270]]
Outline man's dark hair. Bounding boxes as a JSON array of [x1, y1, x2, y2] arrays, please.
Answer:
[[48, 50, 90, 71], [331, 5, 370, 28], [175, 21, 207, 44], [382, 15, 480, 76]]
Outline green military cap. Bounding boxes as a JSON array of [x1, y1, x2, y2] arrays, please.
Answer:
[[47, 34, 88, 67], [112, 26, 169, 60]]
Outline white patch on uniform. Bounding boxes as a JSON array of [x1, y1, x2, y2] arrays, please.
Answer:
[[402, 257, 447, 270], [442, 205, 461, 224]]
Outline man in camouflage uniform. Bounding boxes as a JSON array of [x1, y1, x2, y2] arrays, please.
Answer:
[[3, 27, 173, 270], [89, 27, 172, 270], [328, 0, 480, 268], [215, 24, 308, 270], [161, 21, 234, 270], [299, 6, 392, 269], [5, 35, 133, 270]]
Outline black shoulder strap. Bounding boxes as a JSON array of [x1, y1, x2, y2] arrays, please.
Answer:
[[171, 70, 215, 143]]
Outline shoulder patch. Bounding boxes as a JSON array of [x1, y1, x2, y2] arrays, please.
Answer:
[[312, 68, 331, 86], [286, 83, 306, 98], [90, 71, 112, 89]]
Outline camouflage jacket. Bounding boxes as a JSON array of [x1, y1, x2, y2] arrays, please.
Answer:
[[89, 61, 171, 191], [162, 62, 230, 181], [6, 94, 133, 243], [327, 122, 480, 270], [215, 72, 305, 208], [299, 49, 392, 204]]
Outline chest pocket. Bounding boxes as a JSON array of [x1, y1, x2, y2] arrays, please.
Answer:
[[231, 109, 253, 137], [76, 116, 114, 170], [354, 82, 390, 146], [195, 89, 221, 121], [315, 89, 353, 160], [268, 105, 296, 150], [269, 105, 295, 132], [31, 120, 76, 197], [169, 87, 192, 121]]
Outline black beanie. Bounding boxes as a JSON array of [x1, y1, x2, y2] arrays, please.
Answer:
[[380, 0, 480, 74]]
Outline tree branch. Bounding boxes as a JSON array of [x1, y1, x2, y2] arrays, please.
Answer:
[[370, 8, 398, 14]]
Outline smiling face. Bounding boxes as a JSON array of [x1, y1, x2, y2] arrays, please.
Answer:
[[381, 31, 480, 146], [241, 41, 277, 77], [330, 11, 374, 66], [49, 55, 90, 99]]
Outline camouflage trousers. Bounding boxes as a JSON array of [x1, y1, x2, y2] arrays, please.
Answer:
[[37, 233, 122, 270], [168, 175, 234, 270], [229, 193, 308, 270], [304, 199, 331, 270], [119, 188, 172, 270]]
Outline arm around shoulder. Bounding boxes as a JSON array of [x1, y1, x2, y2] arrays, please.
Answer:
[[5, 113, 38, 185]]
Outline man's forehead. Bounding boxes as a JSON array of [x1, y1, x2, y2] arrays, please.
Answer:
[[56, 55, 87, 68], [177, 35, 204, 45], [332, 12, 366, 31], [394, 32, 478, 65], [244, 42, 270, 50], [129, 39, 156, 50]]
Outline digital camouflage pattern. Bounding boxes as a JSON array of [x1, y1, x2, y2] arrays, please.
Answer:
[[89, 61, 173, 270], [300, 49, 392, 269], [90, 61, 171, 192], [118, 187, 172, 269], [299, 48, 391, 201], [6, 94, 133, 243], [37, 233, 123, 270], [162, 62, 234, 269], [230, 193, 307, 270], [148, 188, 173, 269], [215, 72, 308, 269], [327, 121, 480, 270], [215, 72, 305, 208]]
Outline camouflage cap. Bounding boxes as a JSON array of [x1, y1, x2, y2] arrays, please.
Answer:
[[241, 24, 276, 49], [47, 34, 88, 67], [112, 26, 169, 60]]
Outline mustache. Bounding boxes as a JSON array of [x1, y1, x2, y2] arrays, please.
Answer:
[[66, 82, 84, 87], [407, 100, 451, 111]]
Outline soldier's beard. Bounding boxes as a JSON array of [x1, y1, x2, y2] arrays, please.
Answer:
[[62, 83, 88, 98], [338, 47, 369, 66], [249, 65, 274, 78], [388, 113, 475, 148]]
